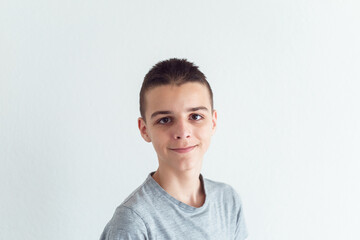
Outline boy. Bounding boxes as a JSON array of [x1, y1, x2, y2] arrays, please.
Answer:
[[100, 58, 248, 239]]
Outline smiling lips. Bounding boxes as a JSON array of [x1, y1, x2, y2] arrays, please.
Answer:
[[170, 145, 197, 153]]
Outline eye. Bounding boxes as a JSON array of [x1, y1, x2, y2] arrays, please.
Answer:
[[157, 117, 172, 124], [190, 113, 203, 121]]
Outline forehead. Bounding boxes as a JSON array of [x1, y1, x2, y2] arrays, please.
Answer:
[[144, 82, 211, 115]]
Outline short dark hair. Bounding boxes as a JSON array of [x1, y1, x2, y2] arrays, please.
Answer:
[[139, 58, 213, 120]]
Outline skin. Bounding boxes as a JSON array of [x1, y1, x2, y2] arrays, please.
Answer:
[[138, 82, 217, 207]]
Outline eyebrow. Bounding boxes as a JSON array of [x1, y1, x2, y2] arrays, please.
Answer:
[[150, 106, 209, 119]]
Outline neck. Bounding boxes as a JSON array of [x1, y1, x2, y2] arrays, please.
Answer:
[[152, 167, 205, 208]]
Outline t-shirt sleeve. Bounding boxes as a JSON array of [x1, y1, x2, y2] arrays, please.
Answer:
[[100, 206, 148, 240], [233, 188, 248, 240]]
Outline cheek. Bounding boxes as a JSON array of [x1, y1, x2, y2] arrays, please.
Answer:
[[151, 139, 166, 157], [150, 130, 168, 148], [196, 124, 213, 141]]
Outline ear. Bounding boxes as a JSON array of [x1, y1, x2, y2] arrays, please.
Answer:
[[211, 109, 217, 135], [138, 117, 152, 142]]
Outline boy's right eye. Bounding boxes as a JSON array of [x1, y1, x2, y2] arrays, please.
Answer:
[[158, 117, 171, 124]]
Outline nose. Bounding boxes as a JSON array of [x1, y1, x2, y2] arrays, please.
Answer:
[[173, 119, 191, 140]]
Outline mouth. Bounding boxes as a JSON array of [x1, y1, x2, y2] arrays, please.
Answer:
[[170, 145, 197, 153]]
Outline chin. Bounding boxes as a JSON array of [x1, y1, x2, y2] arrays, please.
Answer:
[[174, 157, 202, 172]]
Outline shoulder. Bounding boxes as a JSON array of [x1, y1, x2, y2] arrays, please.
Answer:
[[100, 177, 157, 240], [204, 177, 243, 206], [204, 177, 246, 222], [203, 177, 248, 238], [120, 175, 160, 215], [100, 205, 148, 240]]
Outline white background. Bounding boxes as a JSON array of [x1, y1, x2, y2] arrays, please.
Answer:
[[1, 0, 359, 239]]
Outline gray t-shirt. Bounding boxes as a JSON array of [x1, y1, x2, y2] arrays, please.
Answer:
[[100, 172, 248, 240]]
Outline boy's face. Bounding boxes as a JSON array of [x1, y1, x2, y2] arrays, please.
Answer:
[[138, 82, 217, 173]]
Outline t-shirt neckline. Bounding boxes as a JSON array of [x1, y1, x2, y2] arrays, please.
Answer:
[[147, 171, 208, 213]]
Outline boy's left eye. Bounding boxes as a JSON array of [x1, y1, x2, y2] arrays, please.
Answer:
[[190, 114, 203, 121]]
